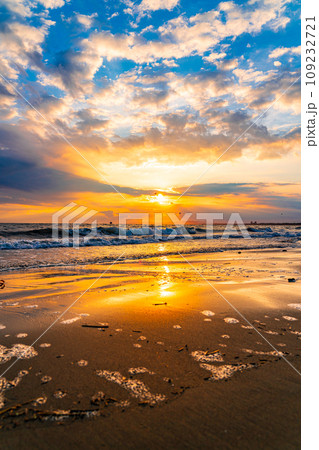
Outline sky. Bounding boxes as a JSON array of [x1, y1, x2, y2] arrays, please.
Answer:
[[0, 0, 301, 223]]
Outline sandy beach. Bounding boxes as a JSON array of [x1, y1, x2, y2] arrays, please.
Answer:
[[0, 248, 300, 449]]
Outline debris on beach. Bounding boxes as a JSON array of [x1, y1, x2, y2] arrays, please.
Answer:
[[264, 330, 279, 335], [201, 310, 215, 317], [282, 315, 298, 321], [224, 318, 239, 324], [153, 302, 167, 306], [91, 391, 105, 405], [241, 325, 253, 329], [221, 335, 230, 339], [96, 370, 166, 405], [61, 317, 80, 325], [173, 325, 182, 329], [0, 324, 6, 330], [0, 280, 5, 290], [133, 343, 142, 348], [137, 336, 146, 341], [39, 343, 51, 348], [288, 278, 296, 282], [82, 324, 109, 329], [177, 345, 188, 352]]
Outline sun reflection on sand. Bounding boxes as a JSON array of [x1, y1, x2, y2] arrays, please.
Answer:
[[158, 264, 174, 298]]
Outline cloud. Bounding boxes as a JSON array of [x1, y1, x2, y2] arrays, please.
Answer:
[[138, 0, 180, 12], [269, 46, 301, 59], [75, 13, 97, 29], [0, 18, 54, 78]]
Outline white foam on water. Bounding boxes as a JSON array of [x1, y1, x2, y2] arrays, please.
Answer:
[[224, 318, 239, 324], [115, 328, 123, 332], [221, 334, 230, 339], [0, 370, 28, 408], [133, 343, 142, 348], [288, 303, 301, 311], [34, 396, 47, 406], [40, 343, 51, 348], [138, 336, 146, 341], [156, 341, 164, 345], [264, 330, 279, 335], [41, 375, 52, 383], [54, 390, 67, 399], [115, 400, 130, 408], [219, 344, 227, 347], [128, 367, 155, 375], [173, 325, 182, 329], [191, 350, 224, 363], [96, 370, 166, 405], [78, 313, 90, 317], [204, 318, 212, 322], [0, 324, 6, 330], [200, 363, 253, 381], [242, 348, 284, 357], [26, 305, 38, 308], [201, 310, 215, 317], [290, 330, 301, 336], [61, 317, 81, 324], [16, 333, 28, 338], [77, 360, 88, 367], [241, 325, 253, 329], [277, 343, 286, 347], [282, 316, 298, 321], [6, 302, 19, 306], [0, 344, 38, 364]]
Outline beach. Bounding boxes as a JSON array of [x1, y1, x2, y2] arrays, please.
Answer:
[[0, 247, 301, 449]]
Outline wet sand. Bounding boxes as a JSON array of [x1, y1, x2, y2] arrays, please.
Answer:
[[0, 248, 300, 449]]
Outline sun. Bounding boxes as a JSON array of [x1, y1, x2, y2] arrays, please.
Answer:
[[147, 192, 171, 205], [155, 193, 168, 205]]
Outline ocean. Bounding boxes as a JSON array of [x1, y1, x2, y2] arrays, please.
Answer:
[[0, 223, 301, 272]]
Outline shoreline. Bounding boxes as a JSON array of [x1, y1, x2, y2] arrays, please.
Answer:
[[0, 248, 300, 448]]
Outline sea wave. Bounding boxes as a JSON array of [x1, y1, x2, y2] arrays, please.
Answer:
[[0, 228, 301, 250]]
